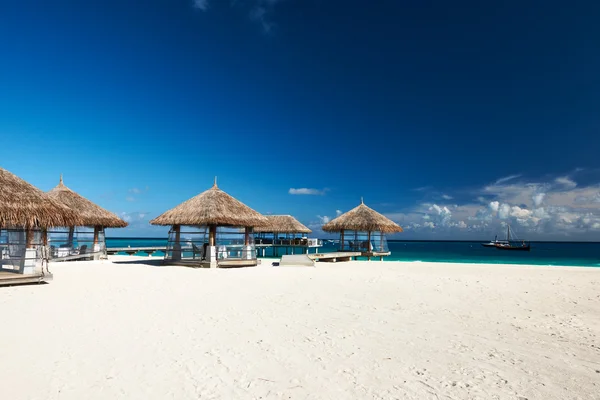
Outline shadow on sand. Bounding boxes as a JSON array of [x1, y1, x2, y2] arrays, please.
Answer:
[[112, 259, 166, 267]]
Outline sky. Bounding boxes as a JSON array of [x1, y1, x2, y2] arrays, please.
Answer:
[[1, 0, 600, 240]]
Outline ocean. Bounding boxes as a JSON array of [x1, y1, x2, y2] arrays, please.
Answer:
[[106, 238, 600, 267]]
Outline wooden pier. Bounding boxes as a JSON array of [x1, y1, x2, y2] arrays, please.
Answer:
[[107, 242, 322, 258], [0, 270, 53, 287], [107, 247, 166, 256], [308, 252, 361, 262]]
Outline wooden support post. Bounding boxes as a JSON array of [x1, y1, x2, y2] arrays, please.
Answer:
[[367, 231, 371, 261], [172, 224, 182, 261], [68, 226, 75, 247], [340, 230, 345, 251], [244, 227, 250, 246], [209, 225, 216, 246], [93, 225, 100, 246], [174, 225, 181, 244], [26, 229, 34, 247], [42, 229, 48, 246]]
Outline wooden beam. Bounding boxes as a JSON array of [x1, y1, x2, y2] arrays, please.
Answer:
[[93, 225, 101, 246], [26, 229, 34, 247]]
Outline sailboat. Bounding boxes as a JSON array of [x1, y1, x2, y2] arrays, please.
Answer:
[[481, 235, 508, 248], [494, 225, 530, 251]]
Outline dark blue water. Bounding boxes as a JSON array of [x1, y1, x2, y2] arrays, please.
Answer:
[[106, 238, 600, 267]]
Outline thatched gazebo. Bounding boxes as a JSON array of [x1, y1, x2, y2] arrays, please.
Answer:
[[322, 199, 403, 260], [254, 215, 313, 256], [150, 179, 268, 268], [46, 175, 128, 260], [0, 167, 81, 282]]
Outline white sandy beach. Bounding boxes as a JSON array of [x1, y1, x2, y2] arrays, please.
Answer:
[[1, 257, 599, 400]]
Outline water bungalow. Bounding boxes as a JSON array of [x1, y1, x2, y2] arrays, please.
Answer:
[[254, 215, 322, 256], [46, 175, 128, 260], [0, 168, 82, 286], [150, 179, 268, 268], [322, 199, 403, 260]]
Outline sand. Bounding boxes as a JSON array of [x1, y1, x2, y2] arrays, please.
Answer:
[[1, 257, 599, 400]]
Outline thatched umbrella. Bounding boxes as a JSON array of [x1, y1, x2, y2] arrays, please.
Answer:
[[0, 167, 82, 246], [322, 199, 402, 255], [150, 179, 268, 261], [47, 175, 128, 249], [254, 215, 312, 234]]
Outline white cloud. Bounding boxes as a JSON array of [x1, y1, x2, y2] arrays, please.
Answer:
[[532, 193, 545, 207], [498, 203, 510, 219], [289, 188, 327, 195], [336, 210, 343, 217], [555, 176, 577, 189], [494, 174, 521, 185], [489, 201, 499, 212], [365, 172, 600, 239], [317, 215, 330, 224], [129, 188, 142, 194], [125, 196, 135, 202], [441, 194, 453, 200], [193, 0, 209, 11]]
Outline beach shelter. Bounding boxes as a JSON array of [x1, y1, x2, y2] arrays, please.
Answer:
[[0, 167, 81, 284], [150, 179, 268, 268], [254, 215, 312, 256], [47, 175, 128, 260], [322, 199, 402, 260]]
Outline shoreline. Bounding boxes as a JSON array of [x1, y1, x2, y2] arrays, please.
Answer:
[[108, 254, 600, 268]]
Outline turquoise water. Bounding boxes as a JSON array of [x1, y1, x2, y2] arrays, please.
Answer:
[[106, 238, 600, 267]]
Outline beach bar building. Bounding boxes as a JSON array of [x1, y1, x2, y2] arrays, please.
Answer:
[[150, 179, 268, 268], [254, 215, 322, 256], [1, 168, 82, 286], [46, 176, 128, 260], [322, 199, 403, 260]]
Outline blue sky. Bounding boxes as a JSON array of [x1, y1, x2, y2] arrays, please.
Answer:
[[1, 0, 600, 240]]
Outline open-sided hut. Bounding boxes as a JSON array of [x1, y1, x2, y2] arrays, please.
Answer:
[[150, 179, 268, 268], [0, 167, 81, 284], [255, 215, 311, 242], [47, 175, 128, 260], [322, 199, 402, 260], [254, 215, 313, 255]]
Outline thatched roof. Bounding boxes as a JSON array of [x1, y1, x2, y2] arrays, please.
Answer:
[[254, 215, 312, 233], [0, 167, 83, 229], [47, 176, 128, 228], [322, 200, 403, 233], [150, 180, 268, 227]]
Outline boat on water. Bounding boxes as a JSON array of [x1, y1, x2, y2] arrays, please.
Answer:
[[481, 235, 508, 248], [493, 225, 530, 251]]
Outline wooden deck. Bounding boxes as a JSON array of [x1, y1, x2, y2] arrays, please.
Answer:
[[362, 251, 391, 260], [107, 247, 166, 256], [0, 270, 52, 287], [308, 252, 361, 263], [162, 258, 260, 268]]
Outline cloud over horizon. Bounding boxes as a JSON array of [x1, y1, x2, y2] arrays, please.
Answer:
[[385, 172, 600, 240]]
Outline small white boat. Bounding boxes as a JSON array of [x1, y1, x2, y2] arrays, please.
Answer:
[[481, 235, 508, 248]]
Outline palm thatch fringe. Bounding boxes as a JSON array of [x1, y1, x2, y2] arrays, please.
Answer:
[[0, 167, 83, 228], [322, 201, 403, 233], [47, 175, 128, 228], [254, 215, 312, 233], [150, 181, 268, 227]]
